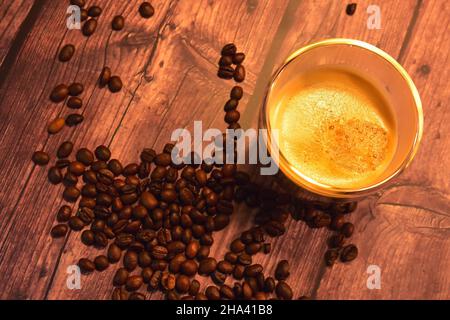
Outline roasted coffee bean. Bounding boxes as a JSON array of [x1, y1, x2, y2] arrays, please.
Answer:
[[91, 160, 108, 172], [224, 252, 238, 264], [113, 268, 129, 286], [50, 84, 69, 103], [198, 257, 217, 275], [242, 282, 253, 299], [95, 145, 111, 161], [56, 141, 73, 159], [107, 243, 122, 263], [75, 148, 94, 166], [185, 241, 200, 259], [59, 44, 75, 62], [63, 186, 80, 202], [340, 244, 358, 262], [70, 0, 85, 7], [230, 238, 245, 253], [330, 213, 345, 230], [99, 66, 111, 87], [176, 275, 190, 293], [68, 82, 84, 96], [141, 267, 153, 283], [139, 2, 155, 18], [108, 76, 123, 93], [264, 220, 286, 237], [232, 52, 245, 64], [148, 270, 162, 290], [81, 230, 95, 245], [55, 159, 70, 169], [111, 287, 128, 300], [123, 163, 138, 176], [140, 191, 158, 209], [233, 65, 246, 82], [48, 118, 65, 134], [123, 250, 138, 271], [233, 265, 245, 280], [341, 222, 354, 238], [264, 277, 275, 293], [224, 99, 238, 112], [180, 260, 198, 276], [204, 286, 220, 300], [245, 243, 261, 255], [219, 285, 234, 299], [63, 171, 78, 186], [69, 161, 85, 176], [56, 205, 72, 222], [50, 224, 68, 238], [128, 292, 145, 300], [82, 18, 97, 36], [219, 55, 233, 66], [217, 260, 234, 274], [275, 260, 290, 280], [151, 246, 168, 260], [87, 5, 102, 17], [346, 3, 357, 15], [111, 15, 125, 30], [262, 243, 271, 254], [238, 253, 252, 266], [224, 110, 240, 124], [106, 159, 122, 176], [230, 86, 243, 100], [78, 258, 95, 274], [276, 281, 293, 300], [67, 96, 82, 109], [161, 272, 176, 290], [333, 201, 357, 214], [140, 148, 156, 163], [115, 233, 134, 249], [66, 114, 84, 127], [94, 232, 108, 248], [196, 246, 210, 261], [221, 43, 237, 56], [218, 66, 234, 79], [328, 234, 345, 248], [325, 249, 339, 266], [245, 264, 263, 277], [138, 251, 152, 268], [126, 275, 143, 292], [80, 8, 88, 21], [94, 255, 109, 271], [68, 216, 84, 231], [32, 151, 49, 166]]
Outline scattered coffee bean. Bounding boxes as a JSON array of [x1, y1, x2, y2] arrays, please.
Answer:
[[275, 281, 293, 300], [66, 114, 84, 127], [94, 255, 109, 271], [68, 82, 84, 96], [78, 258, 95, 274], [82, 18, 97, 36], [232, 52, 245, 64], [108, 76, 123, 93], [87, 6, 102, 17], [340, 244, 358, 262], [70, 0, 85, 7], [205, 286, 220, 300], [198, 257, 217, 275], [233, 65, 246, 82], [341, 222, 354, 238], [219, 55, 233, 67], [51, 224, 68, 238], [139, 2, 155, 18], [67, 97, 82, 109], [99, 67, 111, 87], [275, 260, 290, 280], [63, 186, 81, 202], [218, 66, 234, 79], [59, 44, 75, 62], [346, 3, 357, 15], [56, 205, 72, 222], [126, 275, 143, 291], [32, 151, 49, 166], [48, 117, 65, 134], [95, 145, 111, 161], [230, 86, 243, 100], [221, 43, 237, 56], [176, 274, 190, 293], [48, 166, 63, 184], [325, 249, 339, 266], [56, 141, 73, 158], [108, 243, 122, 263], [112, 15, 125, 30]]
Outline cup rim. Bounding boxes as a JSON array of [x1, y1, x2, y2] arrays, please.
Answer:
[[262, 38, 423, 198]]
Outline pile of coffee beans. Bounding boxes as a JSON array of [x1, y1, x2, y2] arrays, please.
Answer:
[[33, 3, 359, 299]]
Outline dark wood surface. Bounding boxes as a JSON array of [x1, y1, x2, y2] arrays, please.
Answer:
[[0, 0, 448, 300]]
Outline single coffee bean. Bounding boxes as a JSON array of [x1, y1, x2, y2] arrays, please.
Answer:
[[67, 96, 82, 109], [148, 270, 162, 289], [48, 118, 65, 134], [224, 99, 238, 112], [50, 84, 69, 103], [108, 243, 122, 263], [56, 141, 73, 159], [129, 292, 145, 300], [217, 260, 234, 274], [346, 3, 357, 15], [139, 2, 155, 18], [340, 244, 358, 262], [68, 82, 84, 96], [276, 281, 293, 300], [80, 230, 94, 245], [232, 52, 245, 64], [341, 222, 354, 238], [151, 245, 168, 260], [161, 272, 176, 290], [94, 232, 108, 248], [138, 251, 152, 268], [185, 241, 200, 259], [264, 277, 276, 293], [245, 242, 261, 255], [82, 18, 97, 36], [68, 161, 84, 176], [196, 245, 210, 260], [113, 268, 129, 286], [70, 0, 85, 7], [230, 86, 243, 100], [140, 148, 156, 163], [245, 264, 263, 277], [55, 159, 70, 169], [80, 8, 88, 21], [325, 249, 339, 266], [238, 253, 252, 266], [94, 255, 109, 271], [124, 250, 139, 271], [99, 66, 111, 87], [56, 205, 72, 222], [48, 166, 62, 184], [330, 213, 345, 230], [140, 191, 158, 209], [188, 279, 200, 296], [58, 44, 75, 62], [333, 201, 358, 214], [108, 76, 122, 93], [233, 265, 245, 280], [233, 65, 246, 82], [87, 5, 102, 17], [205, 286, 220, 300], [224, 110, 240, 124], [180, 259, 198, 276], [32, 151, 49, 166], [78, 258, 95, 274], [176, 275, 190, 293], [65, 114, 84, 127], [111, 287, 128, 300], [75, 148, 94, 166], [112, 15, 125, 30], [125, 275, 143, 292], [220, 285, 235, 299], [50, 224, 68, 238], [242, 282, 253, 299], [95, 145, 111, 161], [198, 257, 217, 275], [221, 43, 237, 56], [275, 260, 290, 280], [219, 55, 233, 66], [63, 186, 81, 202], [218, 66, 234, 79], [141, 267, 153, 283], [230, 238, 245, 253]]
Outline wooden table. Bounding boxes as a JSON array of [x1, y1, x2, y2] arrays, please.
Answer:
[[0, 0, 448, 300]]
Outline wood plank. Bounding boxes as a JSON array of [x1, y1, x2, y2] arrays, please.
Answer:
[[316, 0, 450, 299], [0, 0, 35, 66]]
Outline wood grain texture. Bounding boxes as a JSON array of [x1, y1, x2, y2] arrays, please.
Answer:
[[0, 0, 448, 300]]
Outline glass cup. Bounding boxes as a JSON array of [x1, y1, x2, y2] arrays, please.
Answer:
[[260, 39, 423, 200]]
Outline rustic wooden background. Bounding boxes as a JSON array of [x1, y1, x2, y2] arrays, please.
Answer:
[[0, 0, 448, 300]]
